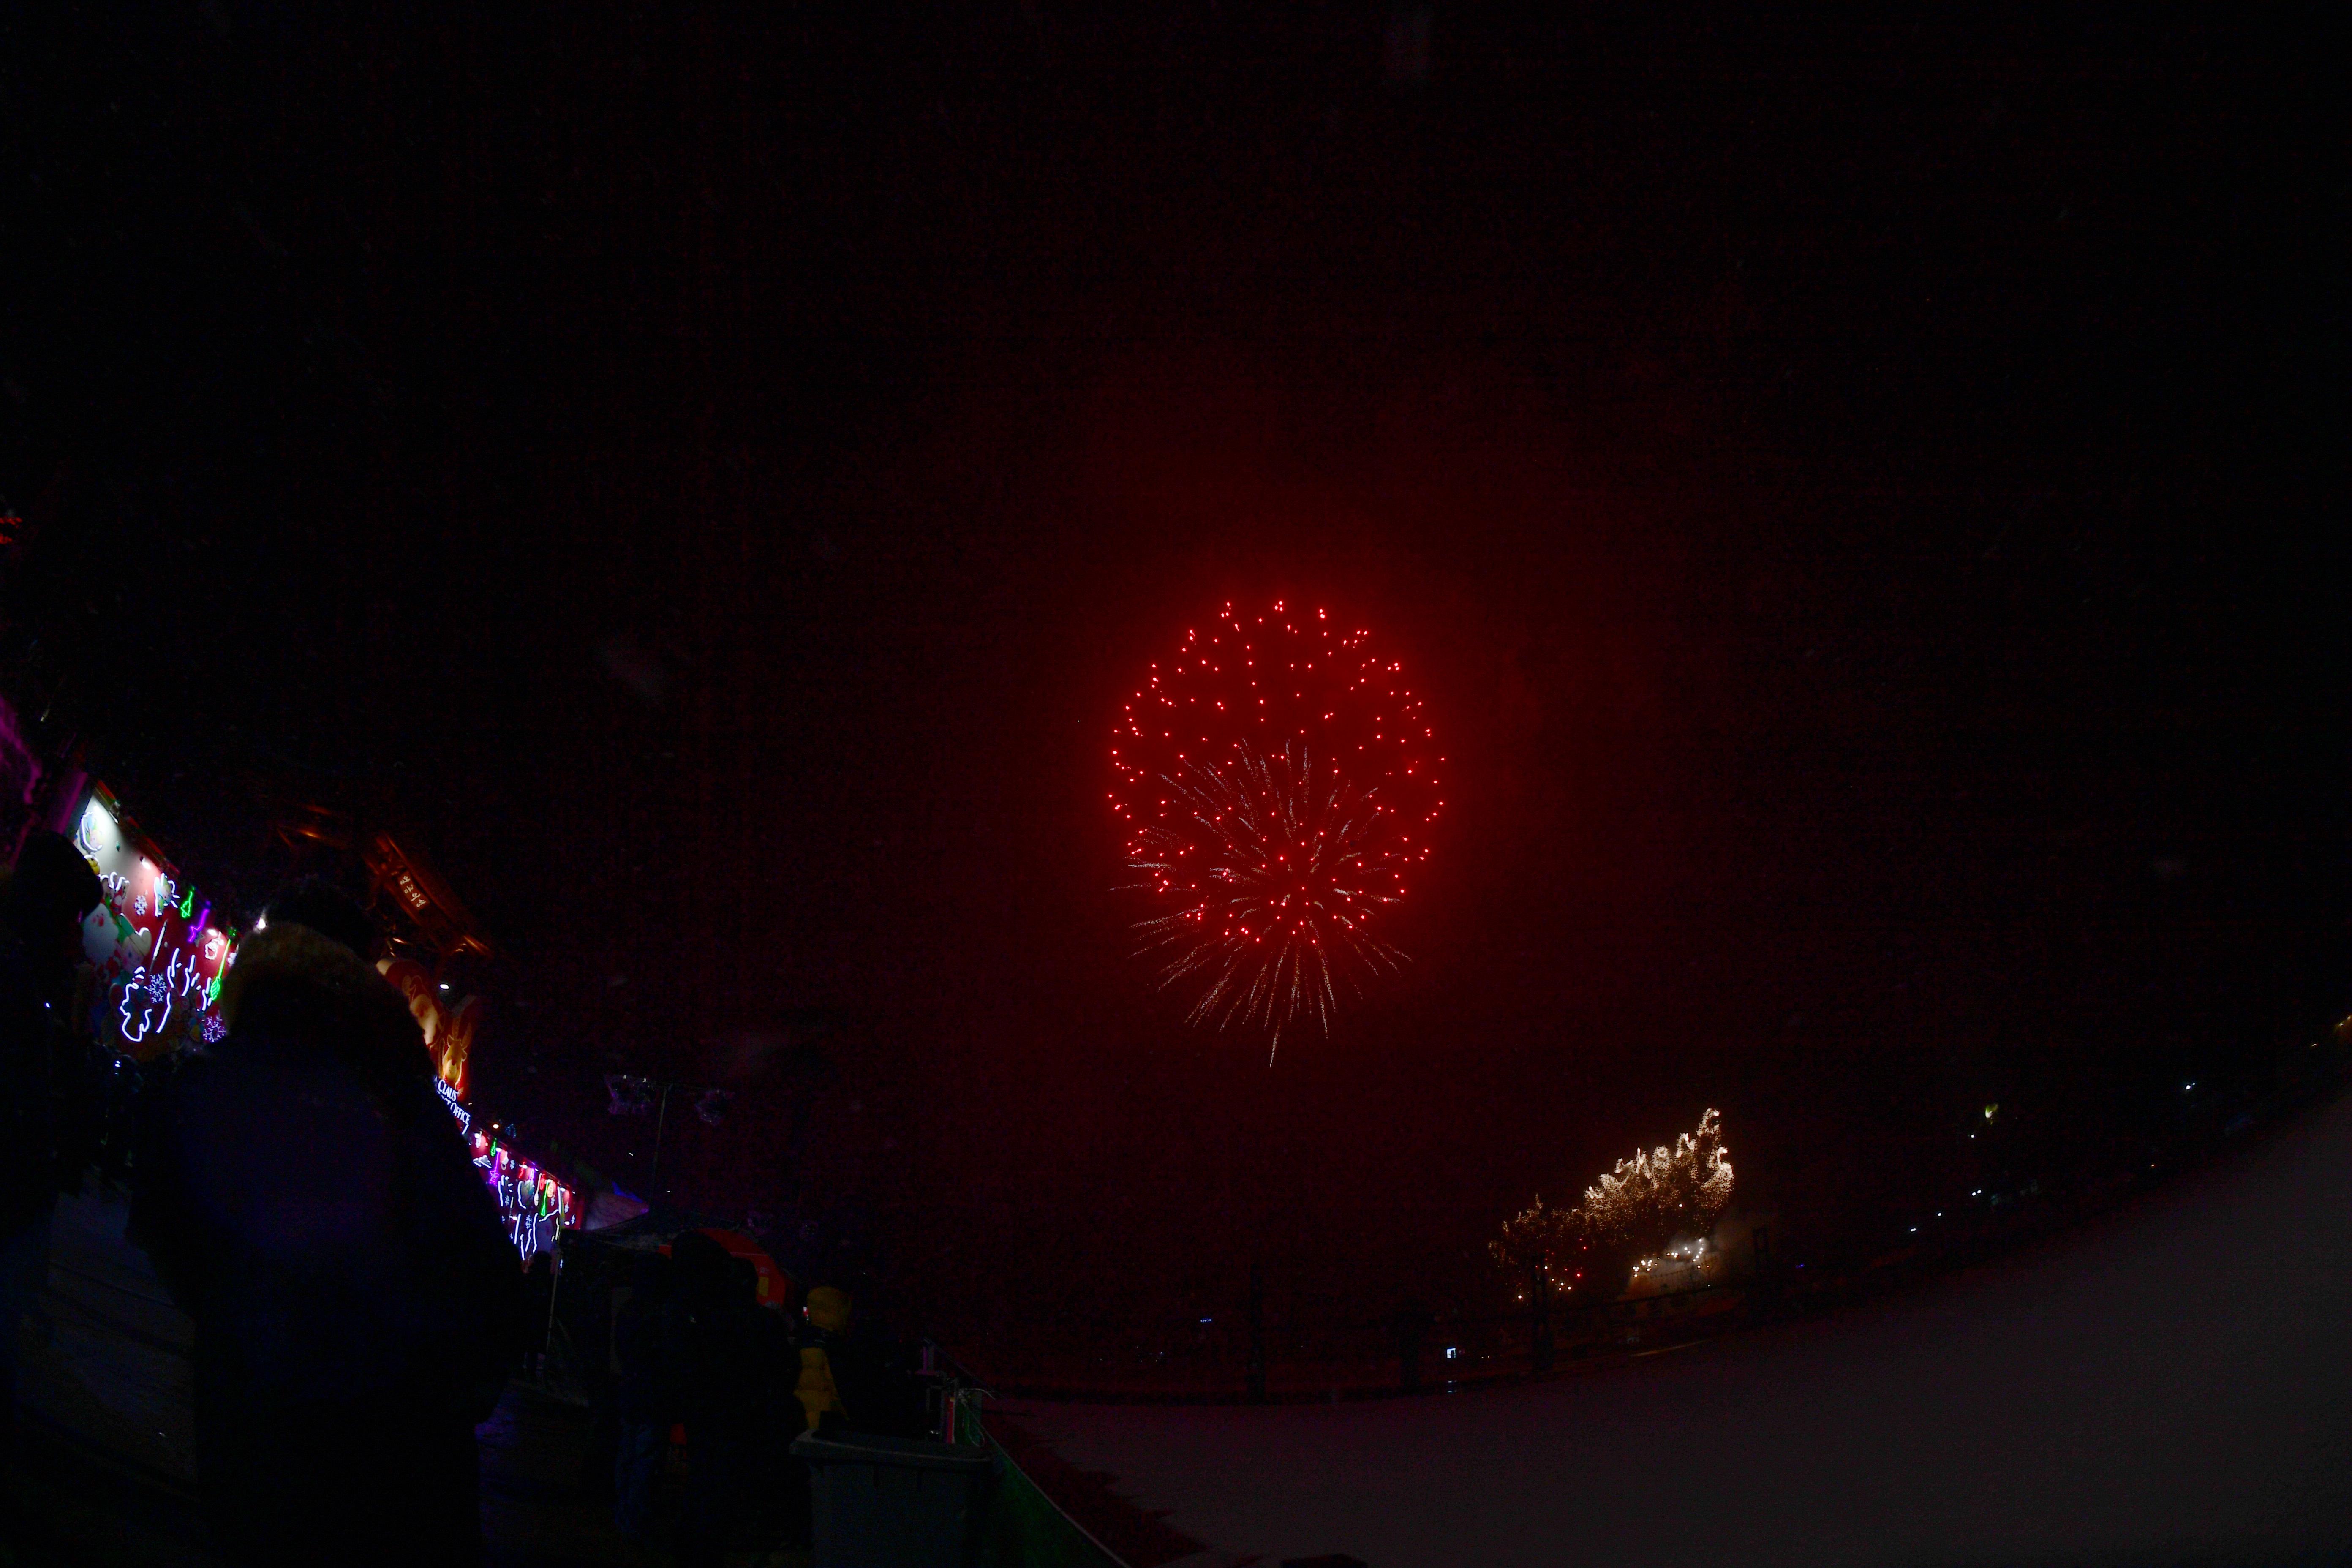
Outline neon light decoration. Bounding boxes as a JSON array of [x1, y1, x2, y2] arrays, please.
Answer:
[[441, 1079, 578, 1260], [74, 789, 237, 1061]]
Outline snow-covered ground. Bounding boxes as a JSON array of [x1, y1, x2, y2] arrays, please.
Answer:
[[1000, 1091, 2352, 1567]]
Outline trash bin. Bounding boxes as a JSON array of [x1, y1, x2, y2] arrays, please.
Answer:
[[791, 1429, 995, 1568]]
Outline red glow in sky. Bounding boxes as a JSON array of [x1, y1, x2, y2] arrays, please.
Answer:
[[1110, 600, 1444, 1057]]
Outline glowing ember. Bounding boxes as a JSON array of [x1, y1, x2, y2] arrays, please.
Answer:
[[1110, 599, 1444, 1060], [1494, 1110, 1737, 1301], [1579, 1108, 1735, 1250]]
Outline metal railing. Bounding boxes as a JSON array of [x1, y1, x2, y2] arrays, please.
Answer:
[[948, 1276, 1769, 1403]]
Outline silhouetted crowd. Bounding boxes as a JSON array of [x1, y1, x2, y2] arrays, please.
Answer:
[[575, 1237, 920, 1563], [2, 834, 927, 1564], [0, 833, 105, 1491]]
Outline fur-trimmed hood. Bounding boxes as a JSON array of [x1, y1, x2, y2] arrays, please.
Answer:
[[132, 920, 521, 1421], [216, 922, 434, 1109]]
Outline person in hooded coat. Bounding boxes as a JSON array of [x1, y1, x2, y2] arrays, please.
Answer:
[[792, 1284, 863, 1436], [0, 832, 104, 1480], [609, 1247, 676, 1541], [131, 879, 521, 1564], [661, 1232, 768, 1566]]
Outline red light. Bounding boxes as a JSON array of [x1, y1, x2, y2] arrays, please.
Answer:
[[1108, 599, 1442, 1055]]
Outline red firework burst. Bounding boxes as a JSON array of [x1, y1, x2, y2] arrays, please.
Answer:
[[1109, 599, 1444, 1059]]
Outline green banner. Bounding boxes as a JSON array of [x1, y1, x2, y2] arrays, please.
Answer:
[[959, 1392, 1129, 1568]]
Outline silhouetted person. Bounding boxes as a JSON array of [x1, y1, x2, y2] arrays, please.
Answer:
[[0, 833, 102, 1480], [130, 879, 520, 1564], [1247, 1262, 1268, 1403], [574, 1250, 625, 1497], [793, 1285, 855, 1434], [1529, 1263, 1556, 1374], [743, 1271, 809, 1549], [519, 1249, 557, 1376], [610, 1248, 677, 1540], [663, 1233, 766, 1566], [1392, 1299, 1434, 1394]]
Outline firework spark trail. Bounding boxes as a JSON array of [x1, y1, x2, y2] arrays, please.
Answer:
[[1110, 600, 1443, 1061], [1130, 742, 1403, 1049], [1579, 1108, 1735, 1249]]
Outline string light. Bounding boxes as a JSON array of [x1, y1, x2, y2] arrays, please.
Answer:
[[443, 1072, 577, 1258]]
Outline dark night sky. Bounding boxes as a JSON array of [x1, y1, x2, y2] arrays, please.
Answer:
[[4, 8, 2344, 1341]]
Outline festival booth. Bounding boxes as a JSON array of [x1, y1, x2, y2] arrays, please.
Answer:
[[49, 774, 594, 1264], [37, 752, 592, 1269]]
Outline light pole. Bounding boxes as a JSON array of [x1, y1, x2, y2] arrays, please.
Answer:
[[606, 1073, 731, 1200], [649, 1081, 673, 1192]]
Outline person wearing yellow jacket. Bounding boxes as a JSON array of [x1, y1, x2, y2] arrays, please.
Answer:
[[793, 1285, 853, 1432]]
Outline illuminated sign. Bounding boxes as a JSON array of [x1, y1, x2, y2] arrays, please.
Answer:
[[361, 831, 494, 961], [73, 790, 236, 1060], [438, 1078, 580, 1261], [377, 957, 482, 1098]]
